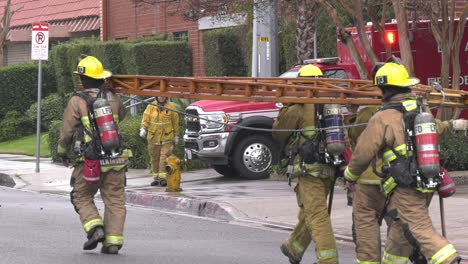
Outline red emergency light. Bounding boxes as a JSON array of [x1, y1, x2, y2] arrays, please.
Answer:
[[385, 31, 397, 45]]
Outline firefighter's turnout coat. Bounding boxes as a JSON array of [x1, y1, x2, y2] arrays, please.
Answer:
[[272, 104, 338, 264], [141, 100, 179, 180], [57, 88, 130, 248], [344, 93, 459, 264]]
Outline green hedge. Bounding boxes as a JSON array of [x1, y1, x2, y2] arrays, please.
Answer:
[[203, 27, 248, 76], [26, 93, 70, 131], [127, 41, 192, 76], [0, 111, 35, 142], [440, 133, 468, 171], [49, 39, 192, 94], [48, 120, 62, 162], [0, 63, 56, 120]]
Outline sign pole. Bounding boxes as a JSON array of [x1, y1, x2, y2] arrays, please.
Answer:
[[35, 60, 42, 173], [31, 22, 48, 173]]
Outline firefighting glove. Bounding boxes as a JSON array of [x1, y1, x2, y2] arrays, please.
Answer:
[[174, 137, 179, 145], [452, 119, 467, 131], [139, 128, 147, 138]]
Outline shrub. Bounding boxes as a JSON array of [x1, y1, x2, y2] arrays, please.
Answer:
[[0, 63, 56, 120], [48, 120, 62, 162], [0, 111, 35, 142], [439, 133, 468, 171], [203, 27, 248, 76], [119, 114, 150, 169], [26, 93, 69, 131]]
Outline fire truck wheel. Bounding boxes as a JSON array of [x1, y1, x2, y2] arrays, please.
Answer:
[[232, 134, 279, 180], [213, 165, 238, 177]]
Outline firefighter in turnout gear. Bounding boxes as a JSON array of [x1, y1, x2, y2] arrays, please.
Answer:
[[275, 64, 339, 264], [140, 96, 180, 187], [347, 63, 411, 263], [57, 56, 132, 254], [344, 61, 464, 264]]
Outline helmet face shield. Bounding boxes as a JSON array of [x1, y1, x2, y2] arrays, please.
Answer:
[[374, 62, 419, 87], [298, 64, 323, 77], [74, 56, 112, 79]]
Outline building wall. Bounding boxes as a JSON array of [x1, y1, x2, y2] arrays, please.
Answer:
[[5, 42, 31, 66], [106, 0, 205, 76]]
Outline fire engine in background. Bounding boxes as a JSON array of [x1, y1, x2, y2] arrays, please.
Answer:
[[183, 19, 468, 180]]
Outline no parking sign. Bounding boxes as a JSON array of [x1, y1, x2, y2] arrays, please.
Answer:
[[31, 23, 48, 60]]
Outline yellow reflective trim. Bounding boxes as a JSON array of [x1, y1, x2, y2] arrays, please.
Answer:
[[402, 100, 417, 112], [358, 179, 382, 185], [302, 125, 316, 137], [121, 149, 133, 158], [83, 218, 103, 233], [290, 240, 304, 254], [416, 187, 436, 193], [113, 114, 119, 124], [383, 177, 397, 195], [104, 235, 124, 246], [383, 145, 407, 163], [344, 167, 359, 182], [383, 251, 410, 264], [430, 244, 457, 264], [383, 150, 397, 163], [150, 121, 171, 125], [317, 248, 338, 260], [81, 116, 90, 126], [101, 164, 126, 172], [394, 144, 407, 153], [357, 260, 380, 264]]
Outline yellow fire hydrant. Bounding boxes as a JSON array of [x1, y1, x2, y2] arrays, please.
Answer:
[[165, 155, 182, 192]]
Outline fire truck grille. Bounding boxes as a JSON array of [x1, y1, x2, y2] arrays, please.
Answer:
[[185, 109, 201, 133]]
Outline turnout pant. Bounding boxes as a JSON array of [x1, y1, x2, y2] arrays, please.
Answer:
[[384, 187, 459, 264], [287, 176, 338, 264], [148, 142, 174, 180], [70, 164, 126, 247], [353, 184, 392, 263]]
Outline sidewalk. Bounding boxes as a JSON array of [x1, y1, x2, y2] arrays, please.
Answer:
[[1, 153, 467, 256]]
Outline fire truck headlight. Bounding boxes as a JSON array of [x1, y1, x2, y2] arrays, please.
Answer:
[[200, 113, 227, 129]]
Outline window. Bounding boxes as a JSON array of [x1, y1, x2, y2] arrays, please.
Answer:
[[172, 31, 188, 41]]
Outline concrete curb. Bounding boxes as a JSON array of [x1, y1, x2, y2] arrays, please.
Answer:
[[0, 173, 15, 188], [126, 191, 240, 221]]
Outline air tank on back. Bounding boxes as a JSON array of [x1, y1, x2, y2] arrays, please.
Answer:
[[414, 112, 440, 178], [323, 104, 345, 165], [93, 98, 120, 157]]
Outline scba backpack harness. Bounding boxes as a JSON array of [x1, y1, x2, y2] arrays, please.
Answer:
[[74, 89, 123, 184], [376, 99, 455, 197]]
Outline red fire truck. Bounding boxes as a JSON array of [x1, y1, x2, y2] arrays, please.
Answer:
[[183, 20, 468, 180]]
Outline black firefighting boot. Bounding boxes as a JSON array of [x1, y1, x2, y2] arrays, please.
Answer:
[[280, 241, 302, 264], [159, 179, 167, 187], [101, 245, 121, 254], [150, 180, 159, 186], [83, 226, 105, 250]]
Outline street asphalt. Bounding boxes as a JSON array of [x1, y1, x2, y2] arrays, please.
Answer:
[[1, 153, 467, 258]]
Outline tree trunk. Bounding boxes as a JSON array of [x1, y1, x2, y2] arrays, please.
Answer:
[[0, 0, 13, 67], [450, 2, 468, 119], [295, 0, 320, 64], [352, 0, 379, 66], [391, 0, 415, 75], [317, 0, 369, 79]]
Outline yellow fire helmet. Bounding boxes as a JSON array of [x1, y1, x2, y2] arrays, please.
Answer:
[[74, 56, 112, 79], [374, 62, 419, 87], [298, 64, 323, 77]]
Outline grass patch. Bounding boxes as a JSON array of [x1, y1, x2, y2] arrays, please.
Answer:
[[0, 133, 50, 157]]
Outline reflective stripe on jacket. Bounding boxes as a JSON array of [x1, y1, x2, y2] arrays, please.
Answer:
[[345, 93, 451, 185], [273, 104, 334, 177], [57, 88, 131, 171], [141, 101, 179, 144]]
